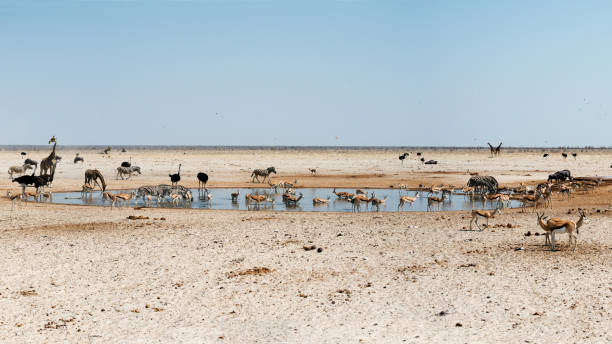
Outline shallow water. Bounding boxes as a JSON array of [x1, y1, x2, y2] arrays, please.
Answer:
[[50, 188, 521, 212]]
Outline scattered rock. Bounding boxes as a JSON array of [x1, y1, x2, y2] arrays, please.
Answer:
[[227, 267, 273, 278], [303, 245, 316, 251], [160, 217, 166, 221], [437, 311, 447, 316], [317, 247, 323, 253], [533, 311, 543, 316], [514, 247, 524, 251], [455, 322, 463, 327], [524, 231, 532, 236], [459, 263, 477, 268], [534, 232, 540, 236], [19, 289, 37, 296], [489, 271, 495, 276], [127, 215, 149, 220]]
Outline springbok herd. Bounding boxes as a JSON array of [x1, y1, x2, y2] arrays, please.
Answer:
[[5, 138, 605, 252]]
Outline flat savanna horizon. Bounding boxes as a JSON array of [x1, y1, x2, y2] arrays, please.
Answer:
[[0, 148, 610, 343]]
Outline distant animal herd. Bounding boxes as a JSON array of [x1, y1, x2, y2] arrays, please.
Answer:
[[6, 137, 605, 252]]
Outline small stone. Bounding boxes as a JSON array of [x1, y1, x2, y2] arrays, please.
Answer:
[[524, 231, 532, 236], [455, 322, 462, 327], [317, 247, 323, 253], [437, 311, 447, 316]]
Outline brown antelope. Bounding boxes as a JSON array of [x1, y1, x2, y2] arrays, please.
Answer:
[[115, 193, 135, 207], [369, 193, 387, 206], [398, 192, 419, 210], [283, 192, 303, 205], [536, 211, 586, 251], [427, 193, 445, 211], [333, 188, 354, 199], [6, 191, 22, 210], [349, 196, 362, 212], [312, 197, 330, 205], [469, 208, 501, 230], [103, 191, 119, 208], [245, 194, 267, 204]]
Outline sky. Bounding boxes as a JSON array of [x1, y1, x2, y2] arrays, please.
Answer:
[[1, 0, 611, 146]]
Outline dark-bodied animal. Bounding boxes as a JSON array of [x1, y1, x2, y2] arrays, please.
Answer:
[[398, 152, 409, 166], [424, 160, 437, 165], [561, 152, 568, 159], [542, 153, 549, 158], [251, 167, 276, 183], [197, 172, 209, 189], [169, 164, 181, 186], [84, 169, 107, 191], [548, 169, 572, 183], [74, 153, 84, 164], [40, 136, 58, 176]]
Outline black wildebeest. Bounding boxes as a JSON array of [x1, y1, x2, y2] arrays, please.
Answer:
[[543, 153, 549, 158], [548, 169, 572, 183]]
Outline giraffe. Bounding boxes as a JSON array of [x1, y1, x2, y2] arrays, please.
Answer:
[[40, 136, 58, 176]]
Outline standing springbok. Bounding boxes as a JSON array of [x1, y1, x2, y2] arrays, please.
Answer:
[[426, 193, 445, 211], [536, 211, 586, 251], [469, 208, 502, 230]]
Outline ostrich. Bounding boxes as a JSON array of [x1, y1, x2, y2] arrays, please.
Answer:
[[121, 157, 132, 168], [420, 157, 425, 163], [197, 172, 209, 190], [169, 164, 181, 186], [416, 152, 422, 156], [12, 174, 51, 197], [543, 153, 549, 158], [572, 153, 577, 159], [74, 153, 84, 164], [20, 152, 26, 159], [562, 152, 568, 159], [398, 152, 409, 166]]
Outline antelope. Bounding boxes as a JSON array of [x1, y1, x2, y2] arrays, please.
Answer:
[[398, 192, 419, 210], [349, 196, 363, 212], [462, 186, 474, 199], [81, 184, 95, 198], [6, 191, 22, 210], [103, 191, 119, 208], [482, 193, 501, 207], [333, 188, 354, 199], [497, 194, 510, 208], [427, 193, 445, 211], [283, 192, 303, 205], [115, 193, 135, 207], [469, 208, 502, 230], [356, 189, 366, 195], [231, 190, 240, 202], [428, 185, 441, 195], [467, 169, 479, 176], [536, 211, 586, 251], [245, 194, 267, 204], [369, 192, 387, 206], [37, 190, 53, 202], [312, 197, 330, 205]]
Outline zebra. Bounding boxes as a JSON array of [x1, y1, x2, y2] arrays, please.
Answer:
[[116, 166, 142, 180], [251, 167, 276, 183]]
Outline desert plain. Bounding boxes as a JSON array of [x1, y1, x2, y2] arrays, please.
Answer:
[[0, 147, 610, 343]]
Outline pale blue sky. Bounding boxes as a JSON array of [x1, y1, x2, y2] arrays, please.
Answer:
[[1, 1, 611, 146]]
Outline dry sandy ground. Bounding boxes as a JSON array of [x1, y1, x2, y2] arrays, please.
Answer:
[[0, 148, 611, 343]]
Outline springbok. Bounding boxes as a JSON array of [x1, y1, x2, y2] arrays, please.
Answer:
[[536, 211, 586, 251], [469, 208, 501, 230]]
